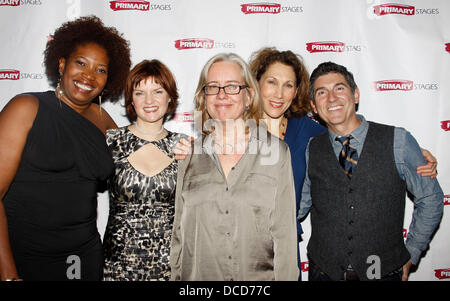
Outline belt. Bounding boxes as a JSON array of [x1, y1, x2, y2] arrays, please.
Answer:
[[343, 268, 359, 281], [342, 267, 403, 281]]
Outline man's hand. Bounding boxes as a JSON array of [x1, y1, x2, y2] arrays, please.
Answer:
[[402, 261, 413, 281], [417, 148, 437, 178]]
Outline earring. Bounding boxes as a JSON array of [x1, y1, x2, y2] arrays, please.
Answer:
[[98, 92, 103, 118], [55, 76, 63, 107]]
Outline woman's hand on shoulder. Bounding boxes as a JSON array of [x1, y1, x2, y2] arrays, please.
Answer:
[[173, 137, 193, 161], [417, 148, 438, 178]]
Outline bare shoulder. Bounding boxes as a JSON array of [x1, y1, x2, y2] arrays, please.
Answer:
[[0, 94, 39, 126], [86, 103, 118, 134], [2, 94, 39, 112], [101, 107, 118, 131]]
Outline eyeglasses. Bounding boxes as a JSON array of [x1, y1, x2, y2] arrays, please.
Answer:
[[203, 84, 248, 95]]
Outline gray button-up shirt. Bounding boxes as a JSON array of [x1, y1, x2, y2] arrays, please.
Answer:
[[170, 127, 299, 281]]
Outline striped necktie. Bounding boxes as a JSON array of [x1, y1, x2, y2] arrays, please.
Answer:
[[335, 135, 358, 178]]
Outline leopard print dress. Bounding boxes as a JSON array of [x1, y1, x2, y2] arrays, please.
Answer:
[[102, 126, 180, 281]]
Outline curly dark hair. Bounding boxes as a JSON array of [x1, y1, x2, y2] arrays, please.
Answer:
[[249, 47, 312, 118], [44, 15, 131, 102]]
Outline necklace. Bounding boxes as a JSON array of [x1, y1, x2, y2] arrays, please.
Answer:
[[134, 122, 164, 137], [279, 116, 288, 140], [213, 141, 246, 155], [212, 131, 249, 155]]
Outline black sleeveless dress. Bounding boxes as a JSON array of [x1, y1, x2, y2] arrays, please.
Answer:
[[3, 91, 114, 281]]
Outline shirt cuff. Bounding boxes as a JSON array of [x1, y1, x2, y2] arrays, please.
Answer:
[[405, 244, 421, 265]]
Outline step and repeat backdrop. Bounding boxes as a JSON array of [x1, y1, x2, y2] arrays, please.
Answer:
[[0, 0, 449, 281]]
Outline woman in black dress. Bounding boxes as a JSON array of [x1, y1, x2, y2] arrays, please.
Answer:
[[0, 16, 131, 281]]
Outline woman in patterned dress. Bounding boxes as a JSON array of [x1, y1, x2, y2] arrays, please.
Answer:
[[103, 59, 181, 281]]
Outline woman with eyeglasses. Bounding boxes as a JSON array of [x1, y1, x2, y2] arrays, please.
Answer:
[[170, 53, 299, 281]]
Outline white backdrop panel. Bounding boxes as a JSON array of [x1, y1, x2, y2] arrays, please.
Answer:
[[0, 0, 448, 281]]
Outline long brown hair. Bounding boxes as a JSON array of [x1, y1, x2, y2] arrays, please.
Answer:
[[249, 47, 312, 118]]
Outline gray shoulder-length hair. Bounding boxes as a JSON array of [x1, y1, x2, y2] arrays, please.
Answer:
[[193, 52, 263, 135]]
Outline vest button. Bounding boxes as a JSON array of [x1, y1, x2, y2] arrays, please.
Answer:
[[349, 205, 355, 210]]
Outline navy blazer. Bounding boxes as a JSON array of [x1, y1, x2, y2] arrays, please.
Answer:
[[284, 116, 326, 235]]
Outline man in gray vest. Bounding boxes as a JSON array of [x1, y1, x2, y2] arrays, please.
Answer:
[[299, 62, 443, 281]]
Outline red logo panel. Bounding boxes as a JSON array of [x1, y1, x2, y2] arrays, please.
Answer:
[[0, 0, 20, 6], [373, 4, 415, 16], [306, 41, 345, 53], [373, 80, 414, 91], [435, 269, 450, 280], [174, 112, 194, 123], [0, 69, 20, 80], [441, 121, 450, 132], [301, 261, 309, 272], [174, 39, 214, 50], [109, 1, 150, 11], [241, 3, 281, 14]]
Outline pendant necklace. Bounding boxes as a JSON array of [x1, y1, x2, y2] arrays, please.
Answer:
[[279, 116, 288, 140]]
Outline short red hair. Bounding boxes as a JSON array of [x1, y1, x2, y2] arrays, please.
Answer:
[[124, 59, 179, 122]]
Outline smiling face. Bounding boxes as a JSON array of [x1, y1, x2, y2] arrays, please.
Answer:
[[259, 62, 297, 119], [58, 42, 109, 108], [132, 77, 170, 124], [310, 72, 360, 135], [205, 61, 251, 122]]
